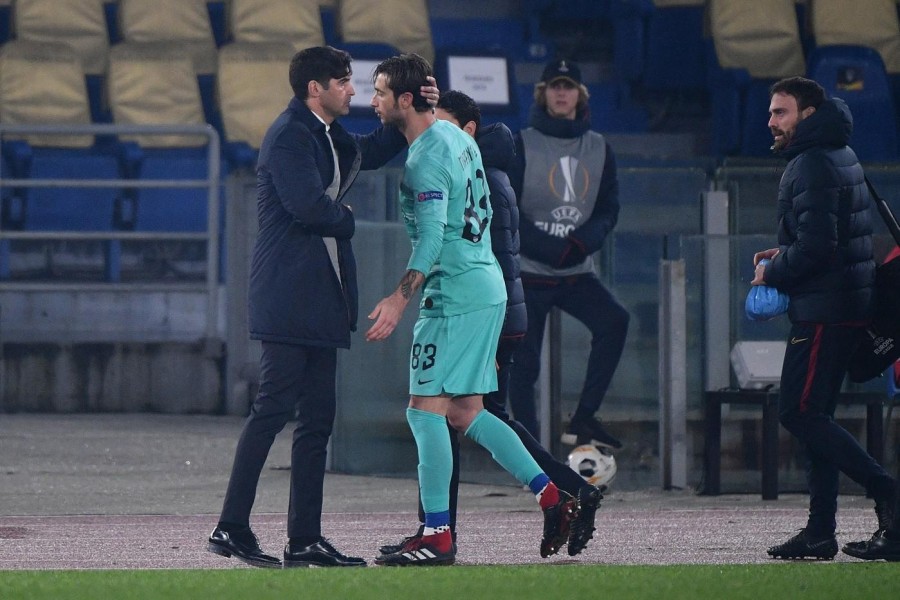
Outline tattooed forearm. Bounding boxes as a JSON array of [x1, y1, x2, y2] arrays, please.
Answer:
[[398, 270, 424, 300]]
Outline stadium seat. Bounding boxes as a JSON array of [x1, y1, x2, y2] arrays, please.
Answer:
[[227, 0, 324, 50], [107, 42, 214, 233], [13, 0, 110, 122], [810, 0, 900, 75], [117, 0, 217, 74], [641, 0, 707, 92], [336, 0, 433, 63], [117, 0, 219, 131], [807, 45, 899, 161], [610, 0, 653, 82], [0, 40, 122, 279], [809, 0, 900, 138], [706, 0, 806, 156], [217, 41, 296, 169], [428, 15, 527, 129]]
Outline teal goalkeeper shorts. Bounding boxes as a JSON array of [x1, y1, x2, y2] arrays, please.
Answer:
[[408, 302, 505, 397]]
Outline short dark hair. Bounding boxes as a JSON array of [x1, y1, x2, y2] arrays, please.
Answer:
[[373, 53, 433, 112], [289, 46, 352, 100], [770, 76, 826, 112], [436, 90, 481, 133]]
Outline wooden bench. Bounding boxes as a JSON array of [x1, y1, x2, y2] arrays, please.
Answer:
[[702, 389, 884, 500]]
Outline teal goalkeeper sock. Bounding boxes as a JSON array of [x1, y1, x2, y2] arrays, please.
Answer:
[[406, 407, 453, 516], [464, 409, 543, 487]]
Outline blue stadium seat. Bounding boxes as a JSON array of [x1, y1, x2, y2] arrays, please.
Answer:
[[610, 0, 652, 82], [0, 2, 10, 44], [807, 45, 899, 162], [642, 2, 706, 92], [587, 82, 649, 133], [0, 140, 125, 281], [430, 17, 529, 59], [206, 0, 228, 46], [739, 78, 779, 157], [1, 142, 120, 232], [120, 145, 218, 233]]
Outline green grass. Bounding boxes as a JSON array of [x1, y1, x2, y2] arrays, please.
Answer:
[[1, 563, 898, 600]]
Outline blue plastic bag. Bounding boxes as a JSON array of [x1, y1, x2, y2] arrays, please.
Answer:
[[745, 260, 789, 321]]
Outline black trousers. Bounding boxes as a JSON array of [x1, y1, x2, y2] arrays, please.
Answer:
[[219, 341, 337, 540], [778, 322, 894, 535], [508, 273, 629, 438]]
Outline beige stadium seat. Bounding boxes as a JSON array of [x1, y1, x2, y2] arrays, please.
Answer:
[[217, 41, 295, 149], [337, 0, 433, 63], [117, 0, 217, 74], [13, 0, 109, 75], [811, 0, 900, 73], [228, 0, 324, 50], [708, 0, 805, 78], [0, 40, 93, 147], [107, 42, 206, 147]]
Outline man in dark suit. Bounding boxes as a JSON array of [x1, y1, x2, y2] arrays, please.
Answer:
[[207, 46, 436, 568]]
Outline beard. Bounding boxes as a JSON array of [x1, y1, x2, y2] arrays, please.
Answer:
[[770, 128, 791, 151]]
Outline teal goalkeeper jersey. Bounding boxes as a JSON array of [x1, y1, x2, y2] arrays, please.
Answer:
[[400, 119, 506, 317]]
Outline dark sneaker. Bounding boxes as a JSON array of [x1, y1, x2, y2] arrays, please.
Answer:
[[540, 491, 577, 558], [767, 529, 838, 560], [842, 532, 900, 561], [842, 529, 886, 555], [378, 528, 457, 556], [568, 485, 603, 556], [378, 526, 424, 555], [374, 532, 456, 566], [561, 417, 623, 450]]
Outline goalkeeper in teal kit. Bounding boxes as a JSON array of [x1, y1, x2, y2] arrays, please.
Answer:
[[365, 54, 576, 566]]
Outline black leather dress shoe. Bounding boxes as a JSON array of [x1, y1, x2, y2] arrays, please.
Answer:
[[207, 527, 281, 568], [842, 532, 900, 561], [283, 538, 366, 568]]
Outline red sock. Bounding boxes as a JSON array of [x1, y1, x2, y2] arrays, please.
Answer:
[[537, 482, 561, 510], [422, 529, 453, 553]]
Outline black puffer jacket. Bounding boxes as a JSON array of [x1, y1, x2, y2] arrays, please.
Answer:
[[765, 97, 875, 323], [477, 122, 526, 338]]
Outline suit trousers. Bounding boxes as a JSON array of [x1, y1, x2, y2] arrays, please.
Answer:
[[219, 341, 337, 540]]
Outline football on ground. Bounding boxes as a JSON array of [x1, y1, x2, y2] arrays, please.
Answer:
[[567, 444, 616, 487]]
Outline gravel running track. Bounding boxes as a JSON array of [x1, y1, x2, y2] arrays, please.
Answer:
[[0, 414, 888, 569]]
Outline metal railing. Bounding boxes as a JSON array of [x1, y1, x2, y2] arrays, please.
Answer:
[[0, 123, 221, 341]]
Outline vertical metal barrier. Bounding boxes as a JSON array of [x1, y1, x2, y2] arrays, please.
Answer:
[[703, 190, 731, 391], [537, 307, 563, 453], [659, 258, 687, 489]]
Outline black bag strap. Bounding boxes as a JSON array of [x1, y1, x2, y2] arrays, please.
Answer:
[[865, 176, 900, 248]]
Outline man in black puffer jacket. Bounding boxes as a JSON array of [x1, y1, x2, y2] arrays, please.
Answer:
[[377, 91, 603, 558], [753, 77, 896, 560]]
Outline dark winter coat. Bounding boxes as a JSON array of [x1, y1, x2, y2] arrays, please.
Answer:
[[249, 97, 406, 348], [477, 121, 526, 338], [766, 97, 875, 323]]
